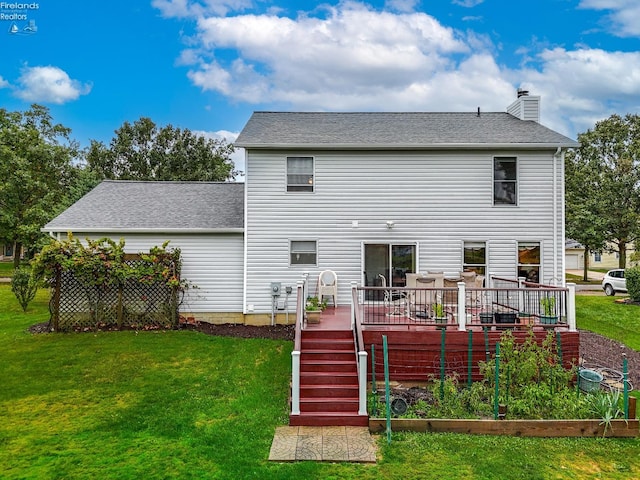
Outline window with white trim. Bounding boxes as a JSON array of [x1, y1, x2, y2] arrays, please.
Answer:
[[463, 242, 486, 275], [494, 157, 517, 205], [290, 240, 317, 266], [287, 157, 314, 192], [518, 242, 540, 283]]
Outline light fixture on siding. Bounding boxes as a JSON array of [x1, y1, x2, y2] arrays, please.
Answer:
[[386, 220, 395, 229]]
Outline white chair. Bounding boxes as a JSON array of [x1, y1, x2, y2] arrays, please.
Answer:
[[378, 274, 408, 316], [318, 270, 338, 307]]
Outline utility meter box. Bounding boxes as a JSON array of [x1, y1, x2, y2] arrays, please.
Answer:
[[270, 282, 281, 296]]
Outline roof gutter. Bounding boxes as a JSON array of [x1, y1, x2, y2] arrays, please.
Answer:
[[41, 228, 245, 234]]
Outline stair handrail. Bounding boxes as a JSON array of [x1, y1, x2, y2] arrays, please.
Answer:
[[352, 282, 368, 416], [291, 279, 305, 416]]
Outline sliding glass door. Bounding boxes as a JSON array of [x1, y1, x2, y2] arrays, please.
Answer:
[[364, 243, 416, 298]]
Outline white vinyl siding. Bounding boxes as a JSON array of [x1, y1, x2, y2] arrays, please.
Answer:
[[245, 149, 564, 312], [70, 233, 244, 313]]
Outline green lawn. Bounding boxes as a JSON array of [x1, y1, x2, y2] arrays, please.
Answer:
[[1, 285, 639, 479], [576, 295, 640, 351], [0, 260, 15, 277]]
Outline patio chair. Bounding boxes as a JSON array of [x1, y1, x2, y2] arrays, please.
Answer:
[[414, 276, 436, 318], [378, 273, 408, 316], [318, 270, 338, 307]]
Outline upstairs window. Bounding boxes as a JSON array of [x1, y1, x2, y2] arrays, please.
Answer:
[[463, 242, 486, 275], [494, 157, 517, 205], [287, 157, 314, 192]]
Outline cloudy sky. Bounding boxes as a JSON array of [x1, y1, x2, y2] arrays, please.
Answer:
[[1, 0, 639, 175]]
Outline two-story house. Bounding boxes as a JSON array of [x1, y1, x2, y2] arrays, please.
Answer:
[[43, 92, 578, 325], [234, 92, 578, 318]]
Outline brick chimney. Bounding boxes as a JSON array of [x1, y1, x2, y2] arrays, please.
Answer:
[[507, 89, 540, 122]]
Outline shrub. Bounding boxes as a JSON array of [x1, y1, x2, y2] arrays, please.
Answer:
[[11, 265, 39, 312], [625, 266, 640, 302]]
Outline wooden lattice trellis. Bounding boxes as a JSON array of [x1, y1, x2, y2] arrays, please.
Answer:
[[49, 255, 180, 332]]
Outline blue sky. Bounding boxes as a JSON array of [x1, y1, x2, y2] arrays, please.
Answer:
[[1, 0, 639, 175]]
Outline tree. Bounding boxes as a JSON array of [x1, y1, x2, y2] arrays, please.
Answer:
[[566, 114, 640, 271], [0, 105, 78, 266], [87, 117, 237, 181], [565, 149, 608, 281]]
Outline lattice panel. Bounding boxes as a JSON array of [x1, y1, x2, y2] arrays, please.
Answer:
[[50, 260, 178, 332]]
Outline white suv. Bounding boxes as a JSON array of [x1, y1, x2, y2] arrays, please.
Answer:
[[602, 269, 627, 296]]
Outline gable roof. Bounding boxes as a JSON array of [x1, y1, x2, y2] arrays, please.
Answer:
[[235, 112, 579, 150], [43, 181, 244, 233]]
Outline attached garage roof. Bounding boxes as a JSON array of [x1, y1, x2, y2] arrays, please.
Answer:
[[43, 181, 244, 233], [235, 111, 579, 150]]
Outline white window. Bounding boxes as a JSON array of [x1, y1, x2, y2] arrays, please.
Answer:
[[287, 157, 314, 192], [290, 240, 317, 266], [463, 242, 486, 275], [518, 242, 540, 283], [494, 157, 517, 205], [594, 252, 602, 262]]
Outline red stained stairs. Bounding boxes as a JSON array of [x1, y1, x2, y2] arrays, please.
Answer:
[[290, 329, 369, 427]]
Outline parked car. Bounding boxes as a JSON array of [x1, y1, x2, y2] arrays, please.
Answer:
[[602, 269, 627, 296]]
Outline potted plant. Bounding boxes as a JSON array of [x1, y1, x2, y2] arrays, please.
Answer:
[[305, 296, 327, 324], [433, 302, 447, 325], [540, 296, 557, 324]]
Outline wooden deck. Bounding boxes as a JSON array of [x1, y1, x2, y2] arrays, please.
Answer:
[[303, 305, 580, 383]]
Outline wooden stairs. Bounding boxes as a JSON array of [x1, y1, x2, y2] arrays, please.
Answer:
[[290, 328, 368, 427]]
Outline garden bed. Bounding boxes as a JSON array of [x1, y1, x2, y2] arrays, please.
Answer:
[[369, 417, 639, 437]]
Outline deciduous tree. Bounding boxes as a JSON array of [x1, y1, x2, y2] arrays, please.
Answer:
[[566, 114, 640, 271], [0, 105, 78, 266], [87, 117, 237, 181]]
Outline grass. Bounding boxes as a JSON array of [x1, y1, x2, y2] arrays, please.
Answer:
[[0, 260, 15, 277], [576, 295, 640, 351], [1, 285, 639, 479]]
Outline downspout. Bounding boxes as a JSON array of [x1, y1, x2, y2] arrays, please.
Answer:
[[559, 148, 567, 287], [552, 147, 561, 286]]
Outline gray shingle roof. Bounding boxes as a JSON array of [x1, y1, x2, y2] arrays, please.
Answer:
[[235, 112, 578, 149], [43, 181, 244, 232]]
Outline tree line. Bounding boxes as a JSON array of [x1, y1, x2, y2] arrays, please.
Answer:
[[0, 104, 237, 266]]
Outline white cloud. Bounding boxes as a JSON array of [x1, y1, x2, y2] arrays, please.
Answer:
[[579, 0, 640, 37], [0, 76, 9, 88], [15, 66, 91, 104], [186, 3, 471, 107], [385, 0, 420, 13]]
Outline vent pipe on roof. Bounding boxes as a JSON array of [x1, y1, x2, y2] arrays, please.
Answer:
[[477, 107, 480, 117]]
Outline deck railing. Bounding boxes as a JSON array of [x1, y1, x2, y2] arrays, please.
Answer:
[[351, 282, 368, 416], [357, 279, 576, 332], [290, 278, 306, 417]]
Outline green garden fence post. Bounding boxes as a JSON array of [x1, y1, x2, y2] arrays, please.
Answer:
[[383, 335, 391, 444], [371, 344, 377, 417], [623, 353, 629, 420], [467, 329, 473, 389], [556, 331, 563, 366], [494, 342, 500, 420], [440, 327, 446, 400], [483, 326, 490, 363]]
